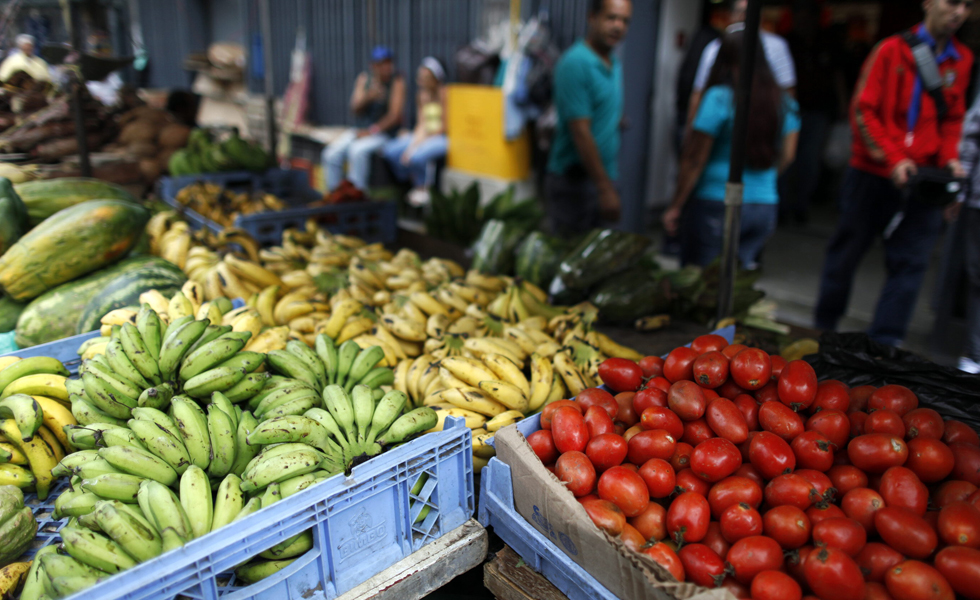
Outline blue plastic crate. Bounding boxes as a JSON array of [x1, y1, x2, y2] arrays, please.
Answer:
[[20, 417, 474, 600], [158, 169, 398, 246]]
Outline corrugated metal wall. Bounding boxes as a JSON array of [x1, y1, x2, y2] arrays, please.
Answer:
[[138, 0, 208, 88]]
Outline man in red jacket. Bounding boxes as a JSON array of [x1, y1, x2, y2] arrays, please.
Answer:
[[814, 0, 974, 347]]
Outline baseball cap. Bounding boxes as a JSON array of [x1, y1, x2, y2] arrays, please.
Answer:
[[371, 46, 393, 62]]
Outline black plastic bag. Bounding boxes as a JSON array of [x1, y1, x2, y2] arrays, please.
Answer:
[[804, 332, 980, 430]]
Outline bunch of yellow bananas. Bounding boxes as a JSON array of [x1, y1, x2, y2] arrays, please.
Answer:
[[0, 356, 77, 499], [174, 182, 287, 228]]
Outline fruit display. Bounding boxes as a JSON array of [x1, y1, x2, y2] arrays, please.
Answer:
[[167, 128, 270, 177], [0, 485, 37, 567], [13, 178, 139, 227], [520, 336, 980, 600], [171, 181, 288, 227], [425, 183, 544, 248]]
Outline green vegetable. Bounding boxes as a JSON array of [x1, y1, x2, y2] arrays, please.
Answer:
[[549, 229, 651, 300], [13, 178, 138, 226], [0, 177, 28, 256], [470, 220, 528, 275], [514, 232, 566, 288], [590, 267, 672, 324]]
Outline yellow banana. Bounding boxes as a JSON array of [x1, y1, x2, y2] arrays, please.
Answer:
[[244, 326, 290, 353], [594, 331, 644, 361], [1, 374, 68, 402], [352, 335, 399, 367], [256, 285, 280, 326], [323, 299, 363, 339], [477, 380, 529, 412], [552, 352, 589, 396], [440, 357, 498, 388], [463, 338, 524, 367], [224, 254, 285, 289], [371, 325, 408, 360], [425, 407, 486, 432], [527, 353, 554, 412], [0, 357, 19, 371], [485, 410, 525, 432], [482, 353, 530, 397], [335, 317, 375, 345], [100, 308, 138, 327], [31, 396, 75, 448], [433, 387, 509, 417]]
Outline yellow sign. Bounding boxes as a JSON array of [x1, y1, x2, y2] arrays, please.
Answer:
[[446, 85, 530, 180]]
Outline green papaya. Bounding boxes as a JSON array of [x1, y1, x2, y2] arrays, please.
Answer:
[[0, 177, 29, 256]]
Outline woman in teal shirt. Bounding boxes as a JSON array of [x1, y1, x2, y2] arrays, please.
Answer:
[[663, 32, 800, 269]]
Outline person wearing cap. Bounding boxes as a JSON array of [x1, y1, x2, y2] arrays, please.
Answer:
[[381, 57, 448, 205], [322, 45, 406, 192], [0, 34, 51, 83]]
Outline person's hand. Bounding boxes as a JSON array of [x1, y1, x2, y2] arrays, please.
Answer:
[[662, 206, 682, 237], [598, 184, 621, 222], [400, 149, 414, 166], [948, 159, 967, 179], [355, 129, 371, 139], [945, 201, 963, 222], [891, 159, 917, 188]]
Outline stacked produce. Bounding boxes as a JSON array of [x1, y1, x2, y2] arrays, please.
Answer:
[[521, 336, 980, 600], [0, 356, 77, 499], [167, 128, 270, 177], [0, 485, 38, 597], [425, 183, 544, 248], [171, 181, 288, 227], [0, 93, 108, 161]]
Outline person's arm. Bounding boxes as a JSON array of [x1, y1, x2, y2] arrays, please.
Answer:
[[349, 72, 369, 114], [662, 130, 714, 235], [939, 54, 975, 177], [567, 118, 614, 192], [959, 98, 980, 179], [370, 75, 406, 135], [779, 131, 800, 173], [686, 40, 719, 130], [778, 97, 801, 173]]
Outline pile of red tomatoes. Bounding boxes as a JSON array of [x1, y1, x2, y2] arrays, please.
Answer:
[[524, 334, 980, 600]]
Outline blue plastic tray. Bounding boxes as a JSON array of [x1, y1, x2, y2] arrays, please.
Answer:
[[158, 170, 398, 246], [479, 326, 736, 600], [22, 417, 473, 600]]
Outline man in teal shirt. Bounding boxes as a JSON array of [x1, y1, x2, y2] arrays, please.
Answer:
[[547, 0, 631, 236]]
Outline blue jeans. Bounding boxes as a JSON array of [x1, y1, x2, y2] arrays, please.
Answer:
[[321, 129, 390, 192], [814, 167, 944, 346], [689, 199, 777, 269], [382, 134, 447, 187]]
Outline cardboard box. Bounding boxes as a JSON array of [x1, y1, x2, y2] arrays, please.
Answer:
[[494, 424, 732, 600]]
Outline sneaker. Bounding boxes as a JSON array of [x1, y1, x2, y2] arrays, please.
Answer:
[[958, 356, 980, 374], [407, 188, 431, 207]]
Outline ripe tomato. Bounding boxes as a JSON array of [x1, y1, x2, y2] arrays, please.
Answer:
[[690, 437, 742, 482], [620, 522, 646, 552], [850, 412, 869, 438], [806, 409, 851, 450], [856, 542, 905, 583], [663, 347, 699, 383], [875, 506, 938, 559], [648, 376, 672, 394], [555, 451, 597, 497], [597, 359, 643, 393], [903, 408, 945, 440], [614, 392, 639, 427], [754, 380, 780, 405], [750, 431, 797, 479], [585, 433, 628, 472], [706, 397, 749, 444], [905, 437, 955, 484], [630, 501, 667, 540], [717, 378, 747, 400], [785, 544, 813, 585], [766, 474, 819, 511], [681, 418, 715, 446], [580, 498, 626, 536], [583, 405, 615, 439], [841, 487, 886, 535], [633, 387, 668, 415], [884, 560, 954, 600], [769, 355, 788, 380], [864, 582, 893, 600], [951, 443, 980, 486], [792, 430, 836, 472], [667, 491, 711, 544], [693, 351, 729, 389], [759, 401, 805, 441], [944, 420, 980, 447], [624, 424, 644, 443], [641, 540, 685, 581], [708, 476, 763, 518], [813, 380, 851, 413], [678, 543, 727, 588], [778, 360, 818, 410], [640, 406, 685, 439], [639, 458, 675, 498], [934, 546, 980, 600], [848, 434, 908, 474], [671, 442, 694, 471], [700, 387, 719, 400], [597, 466, 649, 517], [848, 385, 876, 413], [703, 521, 731, 558], [804, 546, 867, 600], [628, 429, 677, 465], [864, 409, 906, 438], [720, 502, 763, 543], [879, 466, 929, 516], [727, 535, 784, 584], [722, 343, 749, 359], [541, 400, 582, 429], [576, 388, 619, 419], [730, 348, 772, 390], [828, 465, 870, 497], [868, 385, 918, 417], [796, 469, 835, 501], [734, 394, 761, 431], [807, 503, 847, 524], [676, 468, 711, 496], [938, 502, 980, 549], [763, 505, 811, 549], [552, 406, 590, 454], [527, 430, 560, 464], [691, 334, 729, 355], [935, 481, 979, 508], [638, 355, 665, 378], [751, 570, 802, 600], [812, 517, 867, 557], [668, 380, 707, 421]]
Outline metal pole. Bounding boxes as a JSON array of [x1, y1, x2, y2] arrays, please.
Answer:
[[259, 0, 277, 160], [716, 0, 762, 322], [68, 0, 91, 177]]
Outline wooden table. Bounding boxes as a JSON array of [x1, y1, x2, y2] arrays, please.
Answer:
[[483, 546, 569, 600]]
